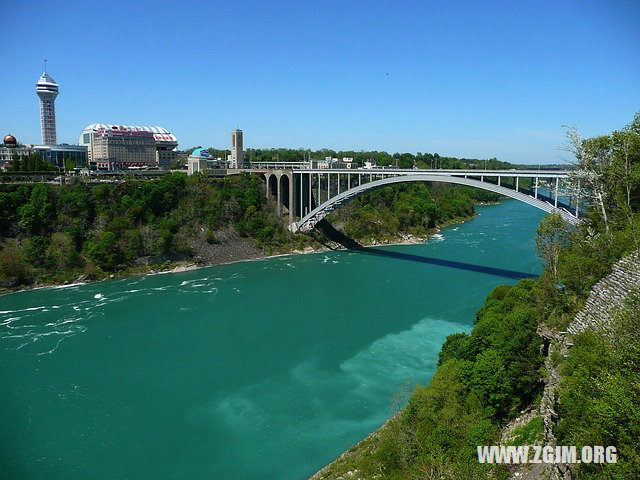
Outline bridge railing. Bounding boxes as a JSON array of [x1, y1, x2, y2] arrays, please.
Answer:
[[248, 161, 311, 169]]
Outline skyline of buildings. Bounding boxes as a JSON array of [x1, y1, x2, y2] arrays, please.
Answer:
[[3, 68, 265, 171], [4, 0, 638, 165]]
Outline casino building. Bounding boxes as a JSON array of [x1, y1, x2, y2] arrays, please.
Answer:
[[79, 124, 179, 169]]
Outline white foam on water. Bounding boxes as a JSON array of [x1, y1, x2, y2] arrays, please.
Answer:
[[0, 317, 21, 327], [51, 282, 86, 289], [180, 278, 209, 286], [0, 306, 48, 314], [37, 336, 69, 356]]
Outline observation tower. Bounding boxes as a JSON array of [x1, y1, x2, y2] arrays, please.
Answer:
[[36, 69, 59, 145]]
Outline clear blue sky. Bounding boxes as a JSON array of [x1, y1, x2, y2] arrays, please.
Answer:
[[1, 0, 639, 164]]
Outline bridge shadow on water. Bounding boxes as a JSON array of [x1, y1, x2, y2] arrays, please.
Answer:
[[314, 220, 537, 281]]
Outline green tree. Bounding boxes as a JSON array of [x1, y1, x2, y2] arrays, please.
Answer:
[[46, 232, 81, 270], [23, 236, 49, 268], [18, 184, 55, 234], [0, 240, 30, 283], [85, 231, 121, 271], [535, 212, 572, 280], [64, 157, 76, 171], [563, 127, 614, 231]]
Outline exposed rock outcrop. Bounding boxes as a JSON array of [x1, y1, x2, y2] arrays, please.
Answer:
[[535, 249, 640, 480], [568, 250, 640, 335]]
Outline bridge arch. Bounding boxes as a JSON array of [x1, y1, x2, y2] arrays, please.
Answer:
[[279, 174, 290, 209], [291, 174, 579, 232], [267, 173, 278, 199]]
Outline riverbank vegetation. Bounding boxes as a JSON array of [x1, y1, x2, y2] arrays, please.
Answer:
[[315, 113, 640, 479], [0, 173, 297, 290], [0, 167, 499, 292]]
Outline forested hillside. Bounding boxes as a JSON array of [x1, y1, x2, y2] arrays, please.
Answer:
[[0, 172, 497, 292]]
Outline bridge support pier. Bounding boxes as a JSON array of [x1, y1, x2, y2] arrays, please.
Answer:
[[265, 170, 294, 219], [289, 173, 294, 224], [276, 175, 282, 216]]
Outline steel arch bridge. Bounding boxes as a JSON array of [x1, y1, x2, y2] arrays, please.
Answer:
[[229, 167, 582, 232], [290, 172, 580, 232]]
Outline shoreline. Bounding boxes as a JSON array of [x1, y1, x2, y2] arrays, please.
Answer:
[[0, 221, 464, 297], [0, 206, 487, 297], [0, 231, 441, 296]]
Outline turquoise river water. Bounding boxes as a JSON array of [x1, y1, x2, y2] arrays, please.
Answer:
[[0, 200, 544, 479]]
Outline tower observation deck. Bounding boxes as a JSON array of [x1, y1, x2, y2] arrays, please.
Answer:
[[36, 72, 59, 145]]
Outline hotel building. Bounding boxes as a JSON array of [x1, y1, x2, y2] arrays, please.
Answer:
[[79, 124, 178, 169]]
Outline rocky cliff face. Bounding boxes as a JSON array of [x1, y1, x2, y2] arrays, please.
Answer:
[[568, 250, 640, 335], [535, 249, 640, 480]]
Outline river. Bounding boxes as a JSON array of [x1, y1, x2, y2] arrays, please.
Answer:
[[0, 199, 544, 479]]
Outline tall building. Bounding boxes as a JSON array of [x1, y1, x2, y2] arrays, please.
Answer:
[[36, 72, 59, 145], [231, 129, 244, 168], [79, 124, 178, 169]]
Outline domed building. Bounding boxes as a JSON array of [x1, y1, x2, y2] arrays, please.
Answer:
[[190, 147, 210, 158], [0, 134, 33, 170], [187, 147, 227, 175]]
